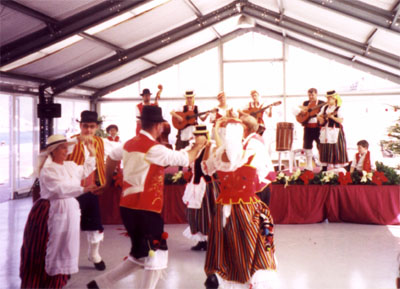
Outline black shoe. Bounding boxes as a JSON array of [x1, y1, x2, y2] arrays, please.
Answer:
[[204, 274, 219, 289], [87, 280, 100, 289], [94, 260, 106, 271], [191, 241, 207, 251]]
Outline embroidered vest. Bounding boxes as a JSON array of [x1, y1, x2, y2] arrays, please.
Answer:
[[356, 151, 372, 172], [66, 135, 105, 185], [120, 134, 165, 213]]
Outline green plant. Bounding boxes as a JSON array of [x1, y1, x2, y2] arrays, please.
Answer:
[[375, 161, 400, 185]]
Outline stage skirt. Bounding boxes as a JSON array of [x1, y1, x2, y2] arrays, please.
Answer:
[[205, 201, 276, 284], [319, 128, 348, 165], [186, 182, 216, 237], [20, 199, 68, 289]]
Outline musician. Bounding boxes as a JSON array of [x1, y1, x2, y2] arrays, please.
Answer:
[[317, 90, 348, 171], [136, 88, 159, 135], [243, 90, 272, 135], [299, 88, 325, 171], [209, 91, 235, 131], [170, 90, 209, 150]]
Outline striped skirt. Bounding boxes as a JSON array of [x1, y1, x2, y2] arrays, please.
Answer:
[[319, 128, 349, 165], [20, 199, 68, 289], [205, 201, 276, 284], [187, 182, 217, 236]]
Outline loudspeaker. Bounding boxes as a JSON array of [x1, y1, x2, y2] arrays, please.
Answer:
[[37, 103, 61, 118]]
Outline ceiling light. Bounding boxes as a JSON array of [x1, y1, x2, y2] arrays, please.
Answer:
[[237, 15, 255, 28]]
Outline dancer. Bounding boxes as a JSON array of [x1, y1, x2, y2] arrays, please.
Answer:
[[67, 110, 107, 271], [202, 117, 277, 289], [20, 134, 100, 288], [182, 125, 217, 251], [87, 105, 206, 289]]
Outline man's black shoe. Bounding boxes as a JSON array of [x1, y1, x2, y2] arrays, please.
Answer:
[[87, 280, 100, 289], [94, 260, 106, 271], [191, 241, 207, 251]]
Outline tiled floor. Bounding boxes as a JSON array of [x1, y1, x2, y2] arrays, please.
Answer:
[[1, 197, 399, 289]]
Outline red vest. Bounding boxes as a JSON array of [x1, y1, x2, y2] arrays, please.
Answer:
[[107, 136, 120, 142], [120, 134, 165, 213], [356, 151, 372, 172]]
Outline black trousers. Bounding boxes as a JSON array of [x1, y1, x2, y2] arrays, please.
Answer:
[[76, 192, 104, 232]]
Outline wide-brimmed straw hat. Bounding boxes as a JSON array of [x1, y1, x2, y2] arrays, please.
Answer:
[[193, 125, 208, 135], [184, 90, 195, 98], [326, 90, 342, 107], [45, 134, 75, 153]]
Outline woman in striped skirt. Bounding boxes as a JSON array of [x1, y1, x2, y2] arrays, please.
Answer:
[[20, 135, 99, 288], [182, 125, 218, 251], [201, 118, 277, 289], [317, 90, 349, 171]]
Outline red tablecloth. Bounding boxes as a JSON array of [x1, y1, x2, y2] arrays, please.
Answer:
[[99, 183, 400, 225], [269, 184, 330, 224], [327, 185, 400, 225]]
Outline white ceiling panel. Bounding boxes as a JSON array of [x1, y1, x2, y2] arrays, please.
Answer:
[[357, 0, 396, 10], [249, 0, 280, 13], [213, 16, 241, 35], [0, 5, 46, 45], [356, 55, 400, 76], [191, 0, 235, 15], [284, 0, 375, 43], [144, 28, 216, 63], [82, 59, 152, 88], [11, 39, 113, 79], [370, 29, 400, 57], [96, 0, 196, 49], [15, 0, 107, 21]]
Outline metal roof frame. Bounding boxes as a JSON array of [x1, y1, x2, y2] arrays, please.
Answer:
[[1, 0, 147, 66], [43, 1, 241, 96], [242, 2, 400, 70]]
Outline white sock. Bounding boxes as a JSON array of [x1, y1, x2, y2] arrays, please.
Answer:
[[140, 269, 162, 289], [305, 149, 313, 171], [88, 241, 102, 263], [95, 259, 140, 289]]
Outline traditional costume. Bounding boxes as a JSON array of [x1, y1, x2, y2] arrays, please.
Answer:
[[20, 135, 96, 288], [202, 118, 277, 289]]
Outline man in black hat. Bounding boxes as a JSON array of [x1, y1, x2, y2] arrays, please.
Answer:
[[88, 105, 207, 289], [67, 110, 106, 271], [135, 88, 159, 135]]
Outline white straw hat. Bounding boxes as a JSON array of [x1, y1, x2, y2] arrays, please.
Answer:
[[46, 134, 75, 153]]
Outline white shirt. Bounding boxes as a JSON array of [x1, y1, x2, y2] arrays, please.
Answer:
[[351, 151, 376, 171]]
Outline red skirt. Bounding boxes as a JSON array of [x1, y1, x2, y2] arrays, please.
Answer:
[[20, 199, 68, 289]]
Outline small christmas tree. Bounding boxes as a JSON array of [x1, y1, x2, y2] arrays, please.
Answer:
[[381, 105, 400, 163]]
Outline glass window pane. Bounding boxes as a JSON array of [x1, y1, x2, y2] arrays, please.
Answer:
[[0, 94, 10, 199], [224, 62, 283, 96], [179, 48, 220, 96], [140, 66, 179, 97], [16, 96, 35, 190], [54, 99, 89, 137]]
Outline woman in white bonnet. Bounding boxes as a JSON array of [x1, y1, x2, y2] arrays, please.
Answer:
[[20, 134, 101, 288]]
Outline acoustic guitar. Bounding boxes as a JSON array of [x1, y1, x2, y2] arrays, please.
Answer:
[[243, 101, 282, 120], [172, 108, 217, 130], [296, 102, 326, 125]]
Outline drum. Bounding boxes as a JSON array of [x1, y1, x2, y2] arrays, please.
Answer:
[[276, 122, 294, 151]]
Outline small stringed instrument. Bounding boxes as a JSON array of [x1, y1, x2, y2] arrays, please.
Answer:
[[296, 102, 326, 125], [172, 108, 217, 130], [243, 101, 282, 120]]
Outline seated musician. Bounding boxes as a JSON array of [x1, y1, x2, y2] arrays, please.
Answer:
[[170, 90, 209, 150], [243, 90, 272, 135], [350, 140, 375, 173], [299, 88, 325, 171]]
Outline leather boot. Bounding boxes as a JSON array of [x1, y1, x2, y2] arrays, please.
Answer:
[[204, 274, 219, 289], [191, 241, 207, 251]]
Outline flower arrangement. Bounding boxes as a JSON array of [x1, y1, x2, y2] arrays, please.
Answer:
[[274, 162, 399, 186]]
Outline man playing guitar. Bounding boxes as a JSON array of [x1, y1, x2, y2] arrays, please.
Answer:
[[298, 88, 325, 171], [170, 90, 209, 150], [243, 90, 272, 136]]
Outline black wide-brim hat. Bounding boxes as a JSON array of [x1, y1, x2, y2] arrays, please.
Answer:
[[78, 110, 101, 124], [137, 105, 166, 123]]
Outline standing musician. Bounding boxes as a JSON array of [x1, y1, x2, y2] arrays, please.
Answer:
[[298, 88, 325, 171], [243, 90, 272, 136], [170, 90, 209, 150], [136, 85, 162, 135], [209, 92, 235, 131], [66, 110, 106, 271]]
